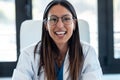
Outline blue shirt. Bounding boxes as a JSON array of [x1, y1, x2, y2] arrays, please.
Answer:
[[55, 61, 64, 80]]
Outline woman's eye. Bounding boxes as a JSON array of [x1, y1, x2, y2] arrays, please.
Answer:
[[50, 18, 57, 22], [63, 17, 71, 21]]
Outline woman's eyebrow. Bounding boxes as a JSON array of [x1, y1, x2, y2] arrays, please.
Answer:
[[48, 14, 72, 17], [62, 14, 72, 16]]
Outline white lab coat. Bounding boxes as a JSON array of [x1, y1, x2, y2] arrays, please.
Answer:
[[12, 42, 102, 80]]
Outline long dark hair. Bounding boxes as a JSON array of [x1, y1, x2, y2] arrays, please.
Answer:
[[34, 0, 84, 80]]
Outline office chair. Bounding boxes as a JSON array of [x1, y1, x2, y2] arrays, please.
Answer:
[[20, 19, 90, 50]]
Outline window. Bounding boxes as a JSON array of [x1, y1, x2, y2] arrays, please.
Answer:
[[0, 0, 17, 62], [0, 0, 32, 77], [99, 0, 120, 74], [113, 0, 120, 59], [0, 0, 17, 77]]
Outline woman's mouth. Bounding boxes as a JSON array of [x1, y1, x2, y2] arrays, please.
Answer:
[[55, 31, 66, 34], [54, 31, 67, 38]]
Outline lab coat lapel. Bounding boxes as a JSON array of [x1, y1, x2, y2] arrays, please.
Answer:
[[63, 50, 70, 80]]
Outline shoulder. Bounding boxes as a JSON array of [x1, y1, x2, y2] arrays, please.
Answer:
[[12, 42, 41, 80], [20, 42, 41, 66], [80, 41, 96, 57], [19, 42, 40, 65], [21, 43, 37, 54], [80, 41, 103, 80], [19, 42, 41, 67], [81, 41, 92, 50], [21, 42, 41, 57]]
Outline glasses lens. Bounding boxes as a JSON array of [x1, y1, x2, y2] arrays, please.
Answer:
[[47, 15, 73, 26], [62, 15, 73, 25], [47, 16, 58, 26]]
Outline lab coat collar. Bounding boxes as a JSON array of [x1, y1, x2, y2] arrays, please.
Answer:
[[63, 49, 71, 80]]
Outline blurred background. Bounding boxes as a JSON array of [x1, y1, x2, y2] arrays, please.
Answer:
[[0, 0, 120, 80]]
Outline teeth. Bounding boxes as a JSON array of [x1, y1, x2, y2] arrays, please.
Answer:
[[55, 31, 65, 35]]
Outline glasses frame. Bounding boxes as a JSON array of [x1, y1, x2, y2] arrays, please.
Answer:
[[44, 15, 76, 26]]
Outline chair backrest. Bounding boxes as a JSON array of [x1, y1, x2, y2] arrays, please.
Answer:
[[20, 19, 90, 49]]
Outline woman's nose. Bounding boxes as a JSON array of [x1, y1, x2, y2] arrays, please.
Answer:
[[56, 18, 64, 28]]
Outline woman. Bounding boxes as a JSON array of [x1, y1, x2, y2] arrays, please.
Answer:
[[12, 0, 102, 80]]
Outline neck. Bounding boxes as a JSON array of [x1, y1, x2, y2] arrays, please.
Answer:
[[57, 43, 68, 53], [55, 43, 68, 67]]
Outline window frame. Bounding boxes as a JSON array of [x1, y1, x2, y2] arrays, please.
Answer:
[[98, 0, 120, 74], [0, 0, 32, 77]]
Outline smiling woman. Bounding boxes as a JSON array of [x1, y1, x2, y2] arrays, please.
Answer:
[[12, 0, 102, 80], [32, 0, 99, 55]]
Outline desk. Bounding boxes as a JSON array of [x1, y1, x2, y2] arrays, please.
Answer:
[[103, 74, 120, 80], [0, 78, 11, 80], [0, 74, 120, 80]]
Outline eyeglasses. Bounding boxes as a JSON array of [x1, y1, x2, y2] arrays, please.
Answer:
[[45, 15, 75, 26]]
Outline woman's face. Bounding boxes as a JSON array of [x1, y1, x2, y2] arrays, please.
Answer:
[[46, 5, 75, 45]]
